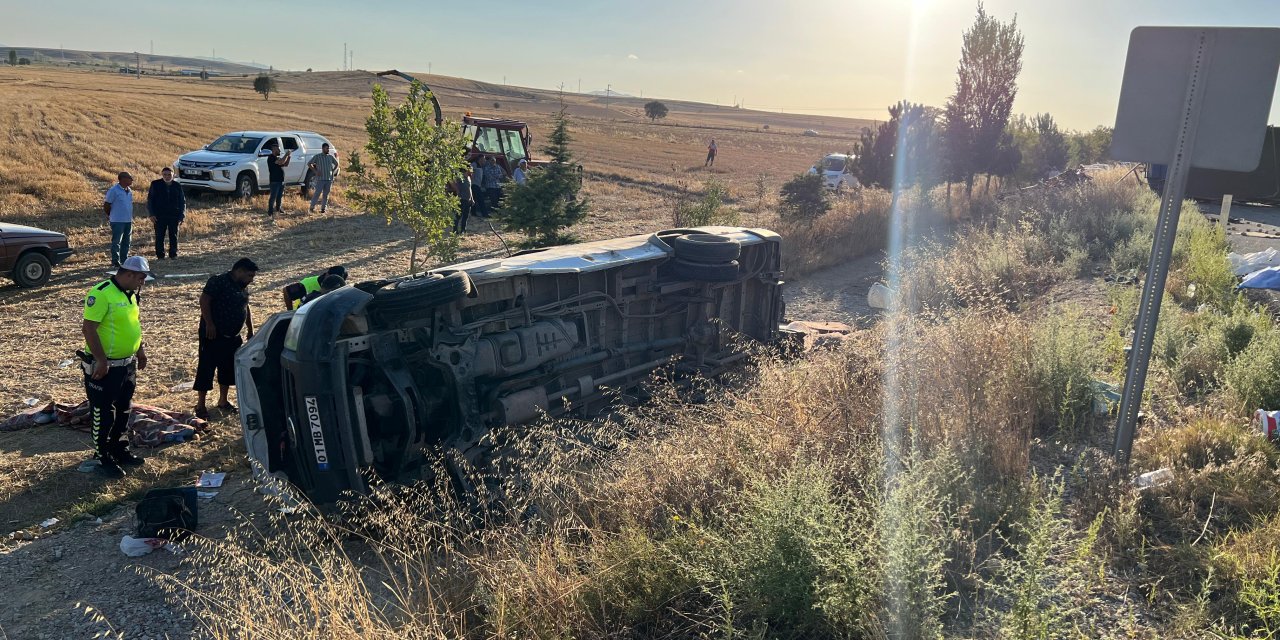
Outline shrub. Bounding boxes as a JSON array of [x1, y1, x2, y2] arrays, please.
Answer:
[[1028, 309, 1101, 438], [777, 188, 890, 276], [778, 172, 831, 220], [671, 178, 737, 228], [1225, 325, 1280, 413]]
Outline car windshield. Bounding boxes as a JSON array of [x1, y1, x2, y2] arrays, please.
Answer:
[[206, 135, 263, 153], [823, 157, 847, 172]]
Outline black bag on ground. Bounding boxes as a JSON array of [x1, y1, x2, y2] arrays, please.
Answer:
[[135, 487, 198, 540]]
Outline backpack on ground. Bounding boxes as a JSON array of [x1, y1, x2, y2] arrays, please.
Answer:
[[135, 487, 198, 541]]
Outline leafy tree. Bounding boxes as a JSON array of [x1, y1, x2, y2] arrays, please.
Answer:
[[942, 3, 1025, 195], [17, 58, 29, 66], [7, 50, 16, 66], [1029, 113, 1068, 178], [671, 178, 737, 227], [253, 74, 276, 100], [778, 173, 831, 220], [345, 81, 469, 273], [1068, 126, 1113, 166], [644, 100, 669, 122], [501, 110, 589, 247], [853, 101, 943, 191]]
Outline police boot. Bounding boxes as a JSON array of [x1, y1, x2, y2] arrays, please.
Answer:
[[97, 455, 127, 479], [111, 441, 146, 467]]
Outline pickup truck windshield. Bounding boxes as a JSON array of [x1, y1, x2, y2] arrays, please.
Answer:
[[207, 135, 264, 153], [822, 157, 847, 172]]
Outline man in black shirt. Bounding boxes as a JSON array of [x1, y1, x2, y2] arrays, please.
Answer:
[[195, 258, 258, 418], [265, 142, 290, 217], [147, 167, 186, 259]]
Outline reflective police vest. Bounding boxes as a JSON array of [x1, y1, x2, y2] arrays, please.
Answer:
[[83, 279, 141, 359], [289, 275, 323, 310]]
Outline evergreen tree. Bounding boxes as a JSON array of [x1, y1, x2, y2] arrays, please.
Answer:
[[502, 110, 589, 247]]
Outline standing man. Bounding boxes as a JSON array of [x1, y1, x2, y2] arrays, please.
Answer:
[[483, 155, 505, 215], [308, 143, 339, 214], [471, 157, 489, 218], [282, 265, 348, 310], [80, 255, 150, 478], [454, 168, 475, 234], [195, 258, 258, 419], [147, 167, 186, 260], [103, 172, 135, 267], [513, 158, 528, 185], [705, 139, 718, 167], [266, 142, 290, 216]]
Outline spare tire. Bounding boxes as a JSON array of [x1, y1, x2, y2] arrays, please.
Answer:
[[672, 233, 740, 264], [670, 258, 740, 283], [373, 271, 472, 312]]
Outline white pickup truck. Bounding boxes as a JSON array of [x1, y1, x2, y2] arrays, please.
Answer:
[[175, 130, 339, 198]]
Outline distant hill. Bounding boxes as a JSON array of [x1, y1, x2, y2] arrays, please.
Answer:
[[588, 89, 635, 98], [0, 46, 265, 74]]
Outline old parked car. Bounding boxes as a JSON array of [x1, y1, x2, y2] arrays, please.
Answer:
[[237, 227, 786, 503], [1, 222, 74, 288]]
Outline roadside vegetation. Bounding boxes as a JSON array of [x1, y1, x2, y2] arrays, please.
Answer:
[[151, 154, 1280, 637]]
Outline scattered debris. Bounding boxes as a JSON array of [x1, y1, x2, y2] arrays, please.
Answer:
[[76, 459, 101, 473], [169, 381, 195, 393], [1104, 269, 1138, 285], [1135, 468, 1174, 489], [24, 397, 40, 406], [197, 471, 226, 488], [39, 518, 58, 529], [1239, 266, 1280, 291], [1, 400, 208, 445], [1242, 231, 1280, 239], [1257, 409, 1280, 440], [1229, 248, 1280, 276], [1091, 380, 1121, 415], [58, 358, 74, 369], [780, 320, 854, 351], [196, 491, 219, 500]]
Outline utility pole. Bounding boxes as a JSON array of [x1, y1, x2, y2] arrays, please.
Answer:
[[605, 83, 611, 113], [428, 62, 432, 75], [150, 40, 153, 55], [135, 51, 140, 78], [577, 78, 581, 94], [343, 43, 346, 70], [349, 50, 354, 71]]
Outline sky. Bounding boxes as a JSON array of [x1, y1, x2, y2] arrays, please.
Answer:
[[5, 0, 1280, 130]]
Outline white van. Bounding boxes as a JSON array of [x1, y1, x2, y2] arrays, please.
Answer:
[[175, 131, 338, 198]]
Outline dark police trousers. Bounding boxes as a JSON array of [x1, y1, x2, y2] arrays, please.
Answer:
[[85, 360, 136, 459]]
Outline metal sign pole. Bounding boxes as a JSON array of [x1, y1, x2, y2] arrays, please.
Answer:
[[1114, 30, 1214, 463]]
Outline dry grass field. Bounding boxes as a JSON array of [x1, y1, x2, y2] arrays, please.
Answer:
[[0, 66, 876, 530]]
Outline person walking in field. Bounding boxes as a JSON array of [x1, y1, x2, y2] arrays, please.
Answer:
[[705, 139, 718, 167], [79, 255, 151, 478], [265, 142, 291, 216], [194, 258, 258, 419], [103, 172, 136, 267], [147, 167, 186, 260], [308, 143, 339, 214]]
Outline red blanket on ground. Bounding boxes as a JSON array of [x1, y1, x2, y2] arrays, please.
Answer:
[[0, 401, 210, 447]]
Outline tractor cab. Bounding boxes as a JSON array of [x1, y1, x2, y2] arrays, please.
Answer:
[[463, 115, 534, 176]]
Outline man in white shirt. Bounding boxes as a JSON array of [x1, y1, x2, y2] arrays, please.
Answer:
[[513, 158, 528, 185], [307, 143, 340, 214], [103, 172, 135, 267]]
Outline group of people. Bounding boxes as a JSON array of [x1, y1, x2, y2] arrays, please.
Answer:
[[454, 156, 527, 234], [103, 169, 186, 266], [80, 251, 348, 478]]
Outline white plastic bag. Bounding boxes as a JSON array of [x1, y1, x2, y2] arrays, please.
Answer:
[[867, 282, 893, 310], [1229, 248, 1280, 276], [119, 535, 166, 557]]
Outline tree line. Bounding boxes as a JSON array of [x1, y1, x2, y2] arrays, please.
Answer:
[[848, 4, 1113, 197]]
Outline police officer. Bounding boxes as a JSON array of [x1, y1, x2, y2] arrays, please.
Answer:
[[80, 255, 151, 478], [282, 265, 347, 310]]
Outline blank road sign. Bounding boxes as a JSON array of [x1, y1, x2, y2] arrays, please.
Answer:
[[1112, 27, 1280, 172]]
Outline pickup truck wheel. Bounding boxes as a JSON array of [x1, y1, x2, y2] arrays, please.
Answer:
[[12, 252, 51, 288], [669, 258, 739, 283], [672, 233, 741, 264], [235, 173, 256, 200], [373, 271, 473, 312], [301, 170, 315, 198]]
